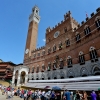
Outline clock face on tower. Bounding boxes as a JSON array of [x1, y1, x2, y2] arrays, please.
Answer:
[[54, 31, 60, 38], [25, 49, 29, 54]]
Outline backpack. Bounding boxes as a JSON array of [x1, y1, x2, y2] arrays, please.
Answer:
[[51, 93, 55, 98], [76, 94, 80, 100]]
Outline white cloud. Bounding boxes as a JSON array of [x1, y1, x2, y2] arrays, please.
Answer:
[[43, 39, 46, 42]]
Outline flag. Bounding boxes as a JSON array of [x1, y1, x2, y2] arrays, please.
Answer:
[[85, 11, 88, 17]]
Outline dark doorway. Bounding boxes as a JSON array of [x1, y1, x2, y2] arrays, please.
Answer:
[[54, 77, 57, 79], [15, 79, 17, 86], [82, 74, 87, 77], [48, 77, 50, 80], [95, 72, 100, 75], [42, 78, 44, 80], [69, 76, 74, 78], [61, 76, 64, 79], [36, 78, 38, 80]]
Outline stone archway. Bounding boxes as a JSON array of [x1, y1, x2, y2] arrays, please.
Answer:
[[60, 70, 65, 79], [94, 67, 100, 75], [80, 67, 88, 77], [47, 72, 51, 80], [92, 64, 100, 75], [41, 73, 45, 80], [52, 71, 57, 79], [12, 65, 29, 86], [20, 71, 26, 84], [67, 69, 75, 78]]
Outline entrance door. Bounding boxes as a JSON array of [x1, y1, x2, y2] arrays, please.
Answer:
[[20, 71, 26, 84], [15, 70, 18, 86]]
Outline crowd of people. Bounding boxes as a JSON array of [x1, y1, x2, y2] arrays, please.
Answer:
[[0, 85, 100, 100]]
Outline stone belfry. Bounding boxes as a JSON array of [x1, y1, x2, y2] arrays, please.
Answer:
[[24, 6, 40, 59]]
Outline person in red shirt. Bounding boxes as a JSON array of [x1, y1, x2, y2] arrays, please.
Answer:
[[27, 89, 32, 100]]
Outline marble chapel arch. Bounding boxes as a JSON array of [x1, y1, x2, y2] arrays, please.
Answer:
[[12, 65, 29, 86]]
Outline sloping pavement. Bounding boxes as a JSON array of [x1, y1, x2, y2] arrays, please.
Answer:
[[0, 90, 22, 100]]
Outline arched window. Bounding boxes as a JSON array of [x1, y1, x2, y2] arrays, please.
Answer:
[[95, 16, 100, 30], [32, 67, 34, 73], [58, 41, 62, 50], [76, 32, 81, 42], [47, 62, 51, 71], [89, 47, 98, 62], [84, 25, 91, 36], [65, 38, 70, 47], [42, 50, 45, 56], [53, 60, 57, 70], [37, 52, 40, 57], [33, 53, 36, 58], [36, 66, 39, 73], [59, 58, 64, 69], [53, 44, 56, 52], [79, 51, 85, 65], [48, 47, 51, 54], [64, 27, 67, 33], [67, 56, 72, 68], [42, 64, 45, 72]]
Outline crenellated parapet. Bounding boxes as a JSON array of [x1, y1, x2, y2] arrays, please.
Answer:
[[46, 11, 73, 35], [31, 46, 45, 53], [64, 11, 71, 20], [73, 7, 100, 32]]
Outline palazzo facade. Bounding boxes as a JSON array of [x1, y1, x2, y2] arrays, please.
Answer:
[[23, 6, 100, 81]]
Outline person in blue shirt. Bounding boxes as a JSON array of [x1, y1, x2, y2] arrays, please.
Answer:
[[64, 89, 71, 100]]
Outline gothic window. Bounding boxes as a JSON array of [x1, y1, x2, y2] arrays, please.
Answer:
[[84, 26, 91, 36], [95, 16, 100, 30], [48, 47, 51, 54], [32, 67, 34, 73], [67, 56, 72, 68], [79, 52, 85, 65], [94, 67, 100, 72], [76, 34, 81, 42], [65, 39, 70, 47], [59, 58, 64, 69], [48, 38, 51, 42], [58, 41, 62, 50], [64, 27, 67, 33], [89, 47, 98, 62], [53, 44, 56, 52], [29, 68, 30, 73], [42, 64, 45, 72], [36, 66, 39, 73], [53, 61, 57, 70], [47, 62, 51, 71], [42, 50, 45, 56], [33, 53, 36, 58], [37, 52, 40, 57]]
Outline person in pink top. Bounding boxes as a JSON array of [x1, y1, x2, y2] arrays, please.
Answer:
[[27, 89, 32, 100], [21, 89, 24, 98]]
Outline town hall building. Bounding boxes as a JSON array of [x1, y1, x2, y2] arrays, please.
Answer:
[[12, 6, 100, 87]]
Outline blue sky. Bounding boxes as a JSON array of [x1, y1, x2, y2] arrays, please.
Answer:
[[0, 0, 100, 64]]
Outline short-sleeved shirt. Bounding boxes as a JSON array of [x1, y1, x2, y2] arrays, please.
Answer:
[[64, 91, 71, 100]]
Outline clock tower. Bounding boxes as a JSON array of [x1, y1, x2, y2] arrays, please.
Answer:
[[24, 6, 40, 59]]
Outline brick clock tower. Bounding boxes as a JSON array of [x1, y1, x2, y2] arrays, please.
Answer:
[[24, 6, 40, 59]]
